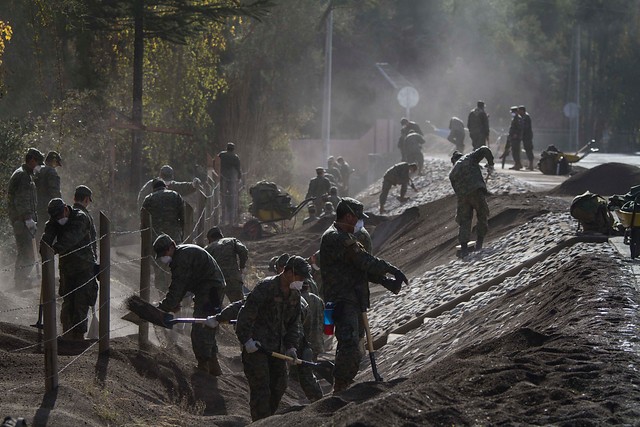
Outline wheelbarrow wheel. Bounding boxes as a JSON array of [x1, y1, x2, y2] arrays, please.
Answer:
[[630, 228, 640, 259], [243, 219, 263, 241]]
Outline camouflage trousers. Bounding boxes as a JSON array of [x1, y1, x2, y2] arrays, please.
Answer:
[[379, 180, 408, 209], [242, 350, 288, 421], [333, 302, 365, 387], [12, 220, 35, 289], [455, 189, 489, 245], [290, 346, 323, 402], [191, 304, 218, 360], [60, 267, 98, 334], [224, 276, 244, 304]]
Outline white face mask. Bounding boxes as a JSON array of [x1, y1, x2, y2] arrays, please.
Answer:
[[311, 263, 320, 271], [354, 219, 364, 234], [511, 112, 516, 118], [159, 256, 172, 265], [34, 165, 42, 173], [57, 217, 68, 226], [289, 281, 303, 291]]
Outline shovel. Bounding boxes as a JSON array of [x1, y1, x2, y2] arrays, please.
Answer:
[[256, 343, 335, 384], [362, 311, 383, 382]]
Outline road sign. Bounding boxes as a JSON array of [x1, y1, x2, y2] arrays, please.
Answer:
[[563, 102, 579, 119], [397, 86, 419, 109]]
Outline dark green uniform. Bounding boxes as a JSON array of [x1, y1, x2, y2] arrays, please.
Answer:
[[467, 107, 490, 149], [137, 178, 196, 208], [449, 146, 494, 246], [35, 165, 61, 239], [379, 162, 413, 209], [294, 294, 323, 402], [74, 203, 97, 260], [158, 244, 226, 363], [320, 224, 398, 389], [305, 175, 331, 207], [143, 187, 184, 292], [235, 276, 301, 421], [404, 132, 425, 173], [7, 164, 38, 289], [508, 113, 524, 169], [205, 237, 249, 303], [41, 208, 97, 335]]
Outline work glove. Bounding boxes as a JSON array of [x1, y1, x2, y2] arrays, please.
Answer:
[[192, 177, 201, 188], [25, 218, 37, 236], [204, 316, 219, 329], [389, 266, 409, 285], [244, 338, 260, 354], [411, 182, 418, 192], [486, 164, 495, 175], [381, 277, 402, 295], [285, 347, 298, 365]]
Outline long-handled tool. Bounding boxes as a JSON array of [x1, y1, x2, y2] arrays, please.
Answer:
[[124, 295, 234, 329], [256, 343, 335, 383], [361, 311, 383, 382]]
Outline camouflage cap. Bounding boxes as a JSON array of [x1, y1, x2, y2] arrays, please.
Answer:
[[74, 185, 93, 202], [152, 178, 166, 190], [47, 198, 66, 217], [315, 167, 325, 173], [336, 197, 368, 219], [400, 117, 409, 125], [276, 253, 290, 269], [159, 165, 174, 180], [26, 147, 45, 164], [284, 255, 312, 280], [153, 234, 175, 258], [207, 226, 223, 240], [46, 151, 62, 166], [226, 142, 235, 151], [268, 256, 278, 273], [451, 150, 463, 164]]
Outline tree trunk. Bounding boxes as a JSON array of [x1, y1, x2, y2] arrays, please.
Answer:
[[130, 0, 144, 193]]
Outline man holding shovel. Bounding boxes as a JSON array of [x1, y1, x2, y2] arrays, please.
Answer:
[[320, 198, 408, 393], [235, 256, 308, 421], [153, 234, 226, 376]]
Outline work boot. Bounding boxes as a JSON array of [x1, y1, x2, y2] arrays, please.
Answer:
[[509, 164, 522, 170], [528, 160, 534, 171], [457, 243, 469, 258], [208, 354, 222, 377], [379, 206, 386, 214], [196, 358, 210, 374], [333, 379, 352, 394], [475, 238, 483, 251], [396, 196, 409, 203]]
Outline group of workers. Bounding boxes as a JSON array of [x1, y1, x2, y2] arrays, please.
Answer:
[[5, 111, 496, 421]]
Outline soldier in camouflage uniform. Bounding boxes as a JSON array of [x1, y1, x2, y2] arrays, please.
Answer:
[[205, 226, 249, 303], [235, 256, 307, 421], [449, 147, 495, 257], [73, 185, 97, 260], [398, 118, 423, 162], [518, 106, 535, 170], [35, 151, 62, 241], [404, 131, 425, 174], [293, 281, 324, 402], [305, 167, 332, 209], [508, 106, 524, 170], [8, 148, 44, 290], [41, 198, 98, 340], [379, 162, 418, 214], [320, 198, 408, 393], [137, 164, 200, 209], [467, 101, 490, 150], [143, 179, 184, 292], [153, 234, 226, 376]]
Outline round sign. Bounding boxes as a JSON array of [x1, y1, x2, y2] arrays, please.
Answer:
[[563, 102, 579, 119], [397, 86, 419, 109]]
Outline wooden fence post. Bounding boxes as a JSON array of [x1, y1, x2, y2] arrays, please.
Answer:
[[139, 208, 151, 348], [99, 212, 111, 354], [42, 244, 58, 392]]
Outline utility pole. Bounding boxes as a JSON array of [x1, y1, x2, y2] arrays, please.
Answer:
[[321, 7, 333, 162]]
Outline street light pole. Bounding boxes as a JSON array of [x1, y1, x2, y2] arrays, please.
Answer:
[[321, 7, 333, 162]]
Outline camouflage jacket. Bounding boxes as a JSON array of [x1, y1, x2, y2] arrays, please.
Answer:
[[383, 162, 411, 186], [74, 203, 97, 259], [449, 146, 494, 197], [158, 244, 226, 313], [7, 165, 37, 222], [41, 207, 95, 276], [508, 115, 523, 143], [205, 237, 248, 281], [235, 275, 302, 353], [218, 151, 242, 180], [305, 176, 332, 199], [467, 108, 490, 137], [320, 223, 396, 310], [137, 178, 196, 208], [35, 166, 61, 217], [522, 113, 533, 141], [142, 188, 184, 242], [301, 290, 324, 355]]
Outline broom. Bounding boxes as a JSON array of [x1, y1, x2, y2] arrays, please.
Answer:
[[124, 295, 234, 329]]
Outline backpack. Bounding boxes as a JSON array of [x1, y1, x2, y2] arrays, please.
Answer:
[[570, 191, 614, 234]]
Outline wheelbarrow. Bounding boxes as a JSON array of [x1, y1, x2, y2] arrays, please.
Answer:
[[538, 140, 599, 175], [242, 197, 315, 240]]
